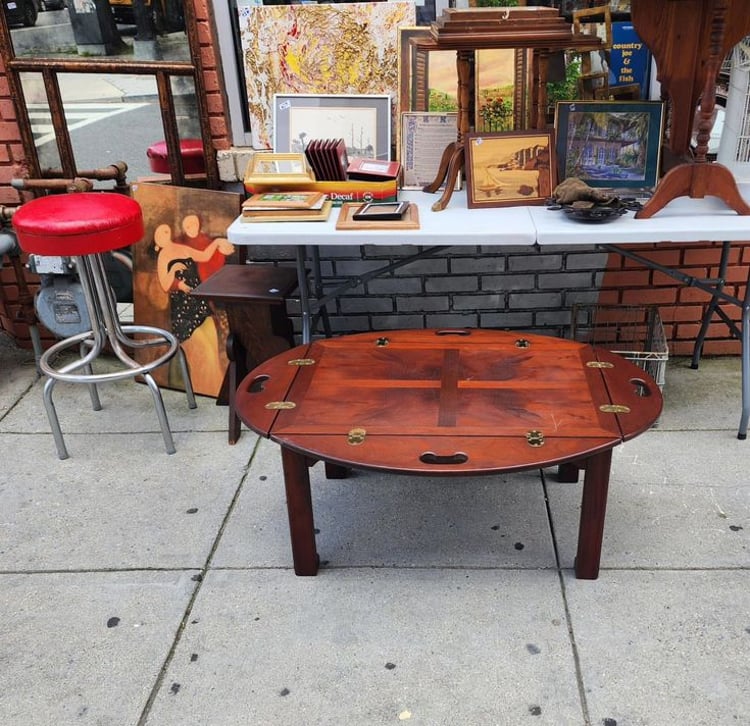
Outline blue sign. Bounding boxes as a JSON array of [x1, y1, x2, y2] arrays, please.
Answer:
[[609, 22, 651, 97]]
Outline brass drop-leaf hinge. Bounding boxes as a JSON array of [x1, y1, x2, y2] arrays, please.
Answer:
[[288, 358, 315, 366], [348, 428, 366, 445], [600, 404, 631, 414], [586, 361, 614, 369], [526, 430, 545, 447], [515, 338, 530, 348], [265, 401, 296, 410]]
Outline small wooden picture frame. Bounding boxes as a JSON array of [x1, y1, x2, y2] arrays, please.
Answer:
[[352, 201, 410, 221], [245, 153, 315, 186], [336, 203, 420, 230], [464, 131, 556, 208]]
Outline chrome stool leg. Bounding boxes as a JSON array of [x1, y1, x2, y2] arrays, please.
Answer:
[[42, 376, 69, 460], [143, 371, 176, 455]]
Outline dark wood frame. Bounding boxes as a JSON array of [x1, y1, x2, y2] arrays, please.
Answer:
[[554, 100, 664, 189]]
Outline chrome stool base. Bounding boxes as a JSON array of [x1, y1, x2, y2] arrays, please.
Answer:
[[40, 252, 196, 460]]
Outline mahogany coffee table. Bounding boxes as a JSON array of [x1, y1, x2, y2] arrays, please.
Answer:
[[236, 329, 662, 579]]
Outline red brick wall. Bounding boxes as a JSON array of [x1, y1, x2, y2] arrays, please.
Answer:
[[0, 50, 30, 342], [191, 0, 231, 152], [601, 244, 747, 356]]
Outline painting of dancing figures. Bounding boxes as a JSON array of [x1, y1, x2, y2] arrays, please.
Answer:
[[132, 184, 243, 397]]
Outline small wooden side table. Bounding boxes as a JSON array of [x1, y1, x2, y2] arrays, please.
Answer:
[[191, 263, 299, 444]]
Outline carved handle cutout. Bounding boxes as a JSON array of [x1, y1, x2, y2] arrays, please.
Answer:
[[248, 375, 269, 393], [435, 329, 470, 336], [630, 377, 652, 397], [420, 451, 469, 465]]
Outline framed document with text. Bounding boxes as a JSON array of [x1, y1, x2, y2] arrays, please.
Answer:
[[399, 112, 459, 190]]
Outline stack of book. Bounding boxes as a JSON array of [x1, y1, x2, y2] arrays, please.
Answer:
[[240, 191, 333, 223]]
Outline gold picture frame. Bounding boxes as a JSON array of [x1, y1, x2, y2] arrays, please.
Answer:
[[245, 153, 316, 185], [464, 131, 556, 209]]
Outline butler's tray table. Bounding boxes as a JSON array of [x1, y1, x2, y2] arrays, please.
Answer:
[[236, 328, 663, 579]]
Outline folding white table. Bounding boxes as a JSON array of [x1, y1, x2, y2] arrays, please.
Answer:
[[227, 190, 537, 343]]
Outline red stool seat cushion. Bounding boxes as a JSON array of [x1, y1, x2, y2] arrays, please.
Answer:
[[12, 192, 144, 256], [147, 139, 206, 174]]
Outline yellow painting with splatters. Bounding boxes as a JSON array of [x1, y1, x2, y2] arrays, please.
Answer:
[[238, 2, 415, 150]]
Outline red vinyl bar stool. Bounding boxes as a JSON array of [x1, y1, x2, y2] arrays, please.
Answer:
[[12, 192, 197, 460], [146, 139, 206, 175]]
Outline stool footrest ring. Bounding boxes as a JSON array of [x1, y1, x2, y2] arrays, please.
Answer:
[[40, 325, 180, 385]]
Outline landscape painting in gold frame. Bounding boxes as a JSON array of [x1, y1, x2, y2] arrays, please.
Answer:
[[464, 131, 556, 209]]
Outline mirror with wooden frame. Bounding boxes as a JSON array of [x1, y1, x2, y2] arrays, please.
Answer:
[[0, 0, 215, 187]]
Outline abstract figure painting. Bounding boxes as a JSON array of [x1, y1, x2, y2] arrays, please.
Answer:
[[132, 184, 243, 397]]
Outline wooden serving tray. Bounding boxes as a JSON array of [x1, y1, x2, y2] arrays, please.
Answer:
[[335, 202, 420, 230]]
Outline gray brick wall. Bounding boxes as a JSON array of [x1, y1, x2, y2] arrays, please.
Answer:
[[245, 244, 609, 341]]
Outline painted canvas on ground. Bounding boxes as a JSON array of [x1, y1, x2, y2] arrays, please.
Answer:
[[132, 184, 242, 397], [238, 2, 415, 149]]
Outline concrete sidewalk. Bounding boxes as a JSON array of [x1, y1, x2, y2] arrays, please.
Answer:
[[0, 331, 748, 725]]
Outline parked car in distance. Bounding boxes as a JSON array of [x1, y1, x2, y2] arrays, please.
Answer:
[[108, 0, 183, 33], [2, 0, 38, 26]]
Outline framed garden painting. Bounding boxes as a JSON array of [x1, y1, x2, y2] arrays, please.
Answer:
[[554, 100, 665, 189], [397, 26, 457, 120], [464, 131, 556, 208], [474, 49, 519, 133]]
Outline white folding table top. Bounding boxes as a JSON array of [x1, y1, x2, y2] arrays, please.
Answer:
[[531, 185, 750, 246], [227, 186, 750, 248], [227, 190, 537, 248]]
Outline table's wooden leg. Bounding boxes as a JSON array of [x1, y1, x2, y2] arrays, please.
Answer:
[[324, 462, 349, 479], [226, 333, 243, 445], [574, 448, 613, 579], [281, 446, 319, 575], [557, 462, 580, 482]]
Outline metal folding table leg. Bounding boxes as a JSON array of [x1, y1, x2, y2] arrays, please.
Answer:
[[606, 241, 749, 439], [739, 283, 750, 439], [691, 240, 731, 369]]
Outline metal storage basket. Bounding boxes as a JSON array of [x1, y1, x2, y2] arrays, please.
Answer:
[[570, 304, 668, 390]]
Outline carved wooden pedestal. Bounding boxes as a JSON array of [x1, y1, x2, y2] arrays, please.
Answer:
[[632, 0, 750, 217]]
